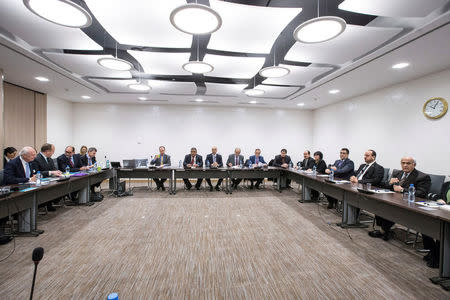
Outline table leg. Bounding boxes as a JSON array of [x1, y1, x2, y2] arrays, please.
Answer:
[[300, 178, 311, 202], [172, 170, 177, 195], [17, 208, 38, 236], [31, 194, 44, 234], [440, 221, 450, 278]]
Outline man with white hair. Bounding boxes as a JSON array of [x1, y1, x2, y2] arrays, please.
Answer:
[[368, 156, 431, 241], [3, 146, 37, 185]]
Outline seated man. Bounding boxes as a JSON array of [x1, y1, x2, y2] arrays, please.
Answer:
[[325, 148, 354, 208], [183, 147, 203, 190], [81, 147, 103, 201], [57, 146, 89, 173], [205, 146, 223, 191], [273, 149, 292, 188], [248, 148, 267, 189], [227, 148, 244, 189], [369, 157, 431, 242], [297, 150, 315, 171], [32, 143, 63, 210], [3, 146, 37, 185], [150, 146, 171, 191]]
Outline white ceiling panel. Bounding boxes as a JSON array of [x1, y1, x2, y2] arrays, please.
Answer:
[[147, 80, 196, 94], [339, 0, 448, 18], [262, 65, 332, 86], [85, 0, 192, 48], [128, 50, 190, 75], [203, 54, 265, 78], [285, 25, 403, 65], [205, 83, 247, 96], [44, 53, 131, 78], [90, 79, 141, 93], [208, 0, 302, 53], [0, 1, 101, 50], [255, 85, 299, 98]]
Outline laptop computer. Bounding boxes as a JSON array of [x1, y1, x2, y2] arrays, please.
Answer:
[[111, 161, 121, 168], [135, 159, 148, 168], [122, 159, 136, 168]]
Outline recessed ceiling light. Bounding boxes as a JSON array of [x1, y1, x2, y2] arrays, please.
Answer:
[[243, 89, 265, 97], [81, 95, 91, 99], [329, 89, 340, 94], [195, 98, 204, 102], [294, 16, 346, 43], [35, 76, 49, 82], [128, 83, 151, 91], [170, 3, 222, 35], [98, 57, 133, 71], [392, 62, 410, 69], [259, 66, 290, 78], [138, 97, 148, 101], [24, 0, 92, 28], [297, 103, 305, 106], [249, 100, 258, 104], [182, 61, 214, 74]]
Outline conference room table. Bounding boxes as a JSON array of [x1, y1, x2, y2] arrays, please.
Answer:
[[0, 169, 113, 235]]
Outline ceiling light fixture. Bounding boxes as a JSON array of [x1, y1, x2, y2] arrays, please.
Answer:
[[182, 37, 214, 74], [249, 100, 258, 104], [195, 98, 204, 102], [293, 0, 346, 43], [81, 95, 91, 99], [243, 77, 265, 97], [329, 89, 340, 94], [24, 0, 92, 28], [98, 42, 133, 71], [170, 2, 222, 35], [35, 76, 49, 82], [129, 65, 151, 91], [297, 103, 305, 106], [259, 46, 290, 78], [138, 97, 148, 101], [392, 62, 410, 69]]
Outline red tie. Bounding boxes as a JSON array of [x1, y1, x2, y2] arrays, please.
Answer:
[[191, 156, 194, 164], [69, 157, 74, 167]]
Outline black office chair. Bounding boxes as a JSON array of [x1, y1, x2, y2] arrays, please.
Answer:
[[382, 167, 390, 186], [0, 169, 4, 186], [442, 181, 450, 203]]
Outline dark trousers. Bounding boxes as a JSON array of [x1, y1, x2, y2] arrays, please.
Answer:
[[232, 179, 242, 187], [206, 178, 223, 187], [326, 195, 337, 205], [250, 179, 263, 186], [183, 178, 202, 188], [153, 178, 167, 188], [311, 189, 319, 200], [423, 235, 440, 259], [375, 216, 395, 232]]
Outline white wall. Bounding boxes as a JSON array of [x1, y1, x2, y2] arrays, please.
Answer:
[[46, 95, 73, 156], [313, 68, 450, 176], [69, 104, 313, 165]]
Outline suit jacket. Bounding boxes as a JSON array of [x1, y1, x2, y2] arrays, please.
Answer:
[[32, 153, 57, 177], [57, 154, 82, 172], [248, 155, 266, 165], [386, 169, 431, 198], [300, 157, 315, 170], [273, 155, 292, 167], [150, 154, 171, 166], [183, 154, 203, 168], [227, 154, 244, 166], [205, 153, 223, 167], [331, 158, 355, 180], [3, 156, 37, 185], [313, 160, 327, 174], [81, 154, 97, 167], [354, 162, 384, 186]]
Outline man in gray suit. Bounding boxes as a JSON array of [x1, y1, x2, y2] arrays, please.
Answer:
[[150, 146, 171, 191], [227, 147, 244, 189]]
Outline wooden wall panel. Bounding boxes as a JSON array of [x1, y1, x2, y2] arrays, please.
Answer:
[[34, 92, 47, 149]]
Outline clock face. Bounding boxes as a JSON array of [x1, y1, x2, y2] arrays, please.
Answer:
[[423, 97, 448, 119]]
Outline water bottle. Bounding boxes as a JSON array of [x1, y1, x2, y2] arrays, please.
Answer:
[[94, 162, 98, 172], [313, 165, 317, 176], [65, 165, 70, 175], [329, 169, 334, 181], [36, 171, 41, 186], [240, 161, 243, 168], [408, 184, 415, 203], [179, 160, 182, 168], [105, 155, 110, 168], [205, 159, 210, 169], [289, 161, 293, 169]]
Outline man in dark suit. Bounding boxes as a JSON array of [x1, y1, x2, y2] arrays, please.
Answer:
[[205, 146, 223, 191], [248, 148, 267, 189], [227, 148, 245, 189], [80, 147, 97, 167], [273, 148, 293, 188], [325, 148, 355, 208], [57, 146, 89, 173], [297, 150, 315, 171], [32, 143, 63, 211], [369, 156, 431, 241], [183, 147, 203, 190], [150, 146, 171, 191], [3, 146, 37, 185]]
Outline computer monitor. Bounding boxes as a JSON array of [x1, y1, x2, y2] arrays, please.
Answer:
[[111, 161, 121, 168], [122, 159, 136, 168], [135, 159, 148, 168]]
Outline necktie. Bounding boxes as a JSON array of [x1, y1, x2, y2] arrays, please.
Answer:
[[69, 157, 74, 167], [213, 155, 216, 163], [160, 155, 163, 166], [89, 157, 92, 165], [235, 156, 238, 165], [256, 157, 259, 164], [46, 157, 50, 165], [25, 162, 31, 178], [358, 164, 368, 179], [399, 173, 408, 186], [191, 156, 194, 164], [282, 157, 285, 164]]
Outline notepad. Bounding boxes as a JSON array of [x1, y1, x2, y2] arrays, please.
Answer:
[[20, 187, 38, 192]]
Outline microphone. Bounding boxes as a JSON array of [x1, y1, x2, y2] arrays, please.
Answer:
[[30, 247, 44, 300]]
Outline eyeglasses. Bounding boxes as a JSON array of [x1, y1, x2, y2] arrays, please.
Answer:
[[401, 161, 413, 165]]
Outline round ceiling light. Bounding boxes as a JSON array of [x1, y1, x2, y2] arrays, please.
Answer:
[[97, 57, 134, 71], [170, 3, 222, 35], [259, 66, 290, 78], [128, 83, 151, 91], [293, 16, 346, 44], [182, 61, 214, 74], [24, 0, 92, 28], [243, 89, 265, 97]]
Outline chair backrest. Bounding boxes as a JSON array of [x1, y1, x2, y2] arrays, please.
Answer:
[[428, 174, 446, 196], [0, 169, 4, 186], [53, 158, 59, 170], [442, 181, 450, 203], [382, 168, 390, 185]]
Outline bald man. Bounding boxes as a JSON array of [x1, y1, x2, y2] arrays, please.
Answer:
[[3, 146, 37, 185], [369, 156, 431, 241]]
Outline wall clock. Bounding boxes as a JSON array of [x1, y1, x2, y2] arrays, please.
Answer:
[[423, 97, 448, 119]]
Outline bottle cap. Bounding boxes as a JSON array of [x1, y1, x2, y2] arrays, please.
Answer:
[[107, 293, 118, 300], [410, 184, 414, 186]]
